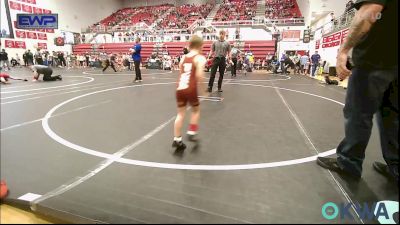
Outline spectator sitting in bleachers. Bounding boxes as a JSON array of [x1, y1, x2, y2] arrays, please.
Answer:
[[265, 0, 302, 19], [214, 0, 257, 22]]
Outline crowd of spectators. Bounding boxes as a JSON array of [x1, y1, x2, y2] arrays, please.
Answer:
[[265, 0, 302, 19], [155, 3, 213, 30], [89, 3, 214, 32], [89, 4, 174, 31], [214, 0, 257, 22]]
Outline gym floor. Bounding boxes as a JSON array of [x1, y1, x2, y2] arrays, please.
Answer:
[[1, 67, 398, 223]]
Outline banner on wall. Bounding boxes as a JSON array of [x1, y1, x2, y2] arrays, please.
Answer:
[[315, 40, 320, 49], [341, 29, 349, 44], [13, 21, 55, 33], [322, 30, 342, 49], [281, 30, 301, 42], [38, 42, 47, 49], [37, 33, 47, 40], [321, 28, 351, 49], [4, 40, 15, 48], [27, 31, 37, 39], [33, 7, 42, 14], [17, 0, 36, 4], [15, 30, 26, 38], [21, 4, 32, 13], [42, 9, 51, 14], [9, 1, 22, 10], [14, 41, 26, 48]]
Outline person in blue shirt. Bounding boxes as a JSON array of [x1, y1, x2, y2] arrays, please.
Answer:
[[310, 51, 321, 77], [130, 37, 142, 82], [271, 56, 280, 74], [280, 53, 287, 73]]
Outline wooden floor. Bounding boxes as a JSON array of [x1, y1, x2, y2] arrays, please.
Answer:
[[0, 204, 65, 224]]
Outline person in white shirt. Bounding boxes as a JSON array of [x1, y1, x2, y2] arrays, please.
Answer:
[[15, 54, 22, 67]]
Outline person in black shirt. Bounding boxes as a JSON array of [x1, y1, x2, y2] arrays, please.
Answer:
[[23, 51, 28, 67], [34, 51, 43, 65], [102, 54, 117, 72], [58, 52, 66, 67], [318, 0, 398, 183], [85, 52, 90, 67], [31, 65, 62, 81], [10, 58, 17, 67], [27, 50, 34, 65], [0, 49, 10, 70]]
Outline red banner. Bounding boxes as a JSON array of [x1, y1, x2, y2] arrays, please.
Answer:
[[37, 33, 47, 40], [32, 7, 42, 13], [315, 40, 320, 49], [42, 9, 51, 14], [36, 28, 46, 33], [22, 4, 32, 13], [46, 29, 55, 33], [341, 29, 350, 44], [25, 0, 36, 4], [15, 30, 26, 38], [9, 1, 22, 10], [333, 32, 341, 41], [282, 30, 301, 42], [13, 21, 34, 31], [322, 30, 342, 48], [4, 40, 15, 48], [38, 43, 47, 49], [27, 32, 37, 39], [14, 41, 26, 49]]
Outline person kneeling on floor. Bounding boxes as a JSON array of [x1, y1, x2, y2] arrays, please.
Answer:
[[30, 65, 62, 82]]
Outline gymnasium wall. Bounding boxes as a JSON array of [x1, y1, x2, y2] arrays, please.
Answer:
[[0, 0, 123, 57], [296, 0, 311, 26], [308, 0, 349, 18], [45, 0, 124, 33]]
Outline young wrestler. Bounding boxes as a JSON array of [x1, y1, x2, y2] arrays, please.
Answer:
[[0, 72, 28, 84], [173, 35, 207, 150]]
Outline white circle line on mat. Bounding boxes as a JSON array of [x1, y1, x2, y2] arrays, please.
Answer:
[[1, 76, 94, 94], [42, 82, 342, 170]]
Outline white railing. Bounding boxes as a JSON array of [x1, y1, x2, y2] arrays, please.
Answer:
[[316, 8, 356, 36], [210, 17, 304, 27], [265, 18, 305, 26], [188, 18, 207, 31], [87, 22, 149, 33], [211, 20, 254, 26], [85, 16, 304, 35]]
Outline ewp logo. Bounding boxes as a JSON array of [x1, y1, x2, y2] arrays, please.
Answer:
[[17, 14, 58, 29], [322, 201, 399, 224]]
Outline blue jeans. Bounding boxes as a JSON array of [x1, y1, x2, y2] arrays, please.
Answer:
[[312, 64, 318, 76], [337, 67, 398, 177]]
